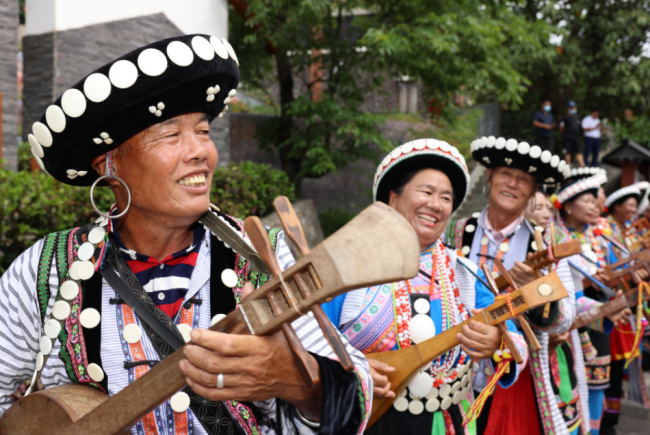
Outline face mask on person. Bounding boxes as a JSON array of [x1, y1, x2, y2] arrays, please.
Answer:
[[569, 109, 577, 114], [544, 105, 551, 112]]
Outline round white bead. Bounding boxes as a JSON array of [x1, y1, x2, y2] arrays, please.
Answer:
[[157, 102, 165, 110], [393, 396, 409, 412], [206, 94, 215, 102], [52, 300, 71, 320], [540, 150, 552, 164], [494, 137, 506, 150], [192, 36, 215, 61], [170, 391, 191, 413], [408, 371, 433, 398], [45, 105, 66, 133], [222, 38, 239, 64], [408, 399, 424, 415], [558, 160, 566, 173], [59, 279, 79, 301], [221, 269, 238, 288], [177, 324, 193, 343], [472, 212, 481, 218], [138, 48, 168, 77], [451, 381, 461, 395], [44, 319, 61, 339], [109, 60, 138, 89], [28, 134, 44, 158], [76, 260, 95, 281], [80, 308, 101, 329], [517, 142, 530, 155], [35, 351, 44, 371], [211, 36, 229, 59], [83, 73, 112, 103], [531, 241, 538, 252], [481, 237, 489, 246], [61, 89, 87, 118], [33, 122, 53, 147], [123, 323, 142, 344], [499, 242, 509, 253], [461, 246, 470, 256], [87, 363, 105, 382], [426, 398, 440, 413], [40, 336, 53, 355], [211, 313, 227, 326], [452, 390, 463, 405], [68, 261, 81, 280], [88, 227, 107, 245], [440, 396, 453, 411], [77, 242, 95, 261], [167, 41, 194, 67], [413, 298, 430, 315], [93, 137, 103, 144], [529, 145, 542, 159], [505, 139, 518, 152], [155, 110, 162, 117], [465, 224, 476, 233], [550, 155, 560, 168], [461, 374, 469, 388], [409, 314, 435, 344], [228, 89, 237, 97], [485, 136, 496, 148], [439, 383, 451, 398]]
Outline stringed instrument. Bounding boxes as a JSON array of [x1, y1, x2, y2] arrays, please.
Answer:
[[568, 245, 650, 330], [365, 271, 568, 428], [493, 229, 580, 292], [0, 201, 420, 435]]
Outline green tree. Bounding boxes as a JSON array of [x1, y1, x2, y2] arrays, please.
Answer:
[[502, 0, 650, 146], [229, 0, 552, 196]]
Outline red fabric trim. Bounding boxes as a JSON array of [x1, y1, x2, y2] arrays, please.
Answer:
[[484, 365, 541, 435]]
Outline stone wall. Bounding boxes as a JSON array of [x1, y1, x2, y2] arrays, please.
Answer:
[[0, 0, 18, 170], [22, 13, 230, 165]]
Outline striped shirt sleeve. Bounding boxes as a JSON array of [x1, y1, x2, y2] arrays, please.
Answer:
[[0, 239, 45, 414]]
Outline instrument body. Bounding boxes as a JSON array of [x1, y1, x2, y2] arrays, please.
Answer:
[[365, 272, 568, 428], [1, 202, 419, 435]]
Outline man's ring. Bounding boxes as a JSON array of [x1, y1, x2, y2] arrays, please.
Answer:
[[217, 373, 224, 389]]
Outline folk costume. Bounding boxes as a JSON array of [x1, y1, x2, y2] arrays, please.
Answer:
[[600, 186, 650, 432], [0, 36, 372, 435], [322, 139, 529, 435], [446, 136, 578, 435], [553, 173, 615, 435]]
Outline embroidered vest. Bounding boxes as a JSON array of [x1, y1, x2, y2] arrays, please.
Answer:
[[35, 213, 280, 434]]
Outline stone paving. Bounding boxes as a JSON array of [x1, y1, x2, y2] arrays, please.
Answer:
[[617, 373, 650, 434]]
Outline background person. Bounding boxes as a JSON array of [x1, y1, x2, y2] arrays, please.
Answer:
[[524, 189, 554, 227], [560, 101, 585, 167], [582, 109, 602, 167], [533, 100, 556, 151]]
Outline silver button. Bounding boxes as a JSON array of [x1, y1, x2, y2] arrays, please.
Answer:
[[160, 264, 164, 269], [158, 292, 165, 300]]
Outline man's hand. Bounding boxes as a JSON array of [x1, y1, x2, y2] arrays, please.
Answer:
[[368, 359, 396, 399], [607, 289, 632, 326], [510, 260, 537, 287], [457, 309, 502, 359], [180, 283, 323, 420]]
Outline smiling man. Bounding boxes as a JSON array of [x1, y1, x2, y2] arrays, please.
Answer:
[[445, 136, 579, 435], [0, 36, 372, 435]]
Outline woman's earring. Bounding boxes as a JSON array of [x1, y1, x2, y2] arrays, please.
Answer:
[[567, 210, 572, 215], [483, 184, 491, 196]]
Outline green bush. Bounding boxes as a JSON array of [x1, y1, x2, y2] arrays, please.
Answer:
[[0, 161, 295, 273], [319, 208, 356, 238]]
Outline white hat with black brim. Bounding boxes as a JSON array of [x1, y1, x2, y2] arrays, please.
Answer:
[[604, 185, 642, 214], [470, 136, 569, 186]]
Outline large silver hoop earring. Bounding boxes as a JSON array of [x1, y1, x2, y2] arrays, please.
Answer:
[[530, 195, 537, 212], [90, 175, 131, 219]]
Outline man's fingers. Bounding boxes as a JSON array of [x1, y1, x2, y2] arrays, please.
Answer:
[[182, 343, 245, 375], [372, 382, 395, 399], [189, 329, 252, 357], [458, 323, 488, 343], [457, 332, 487, 353], [368, 359, 396, 373]]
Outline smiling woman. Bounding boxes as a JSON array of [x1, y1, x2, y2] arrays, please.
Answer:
[[323, 139, 529, 435]]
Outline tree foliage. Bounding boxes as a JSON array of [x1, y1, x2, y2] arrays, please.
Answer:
[[229, 0, 552, 195], [502, 0, 650, 146]]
